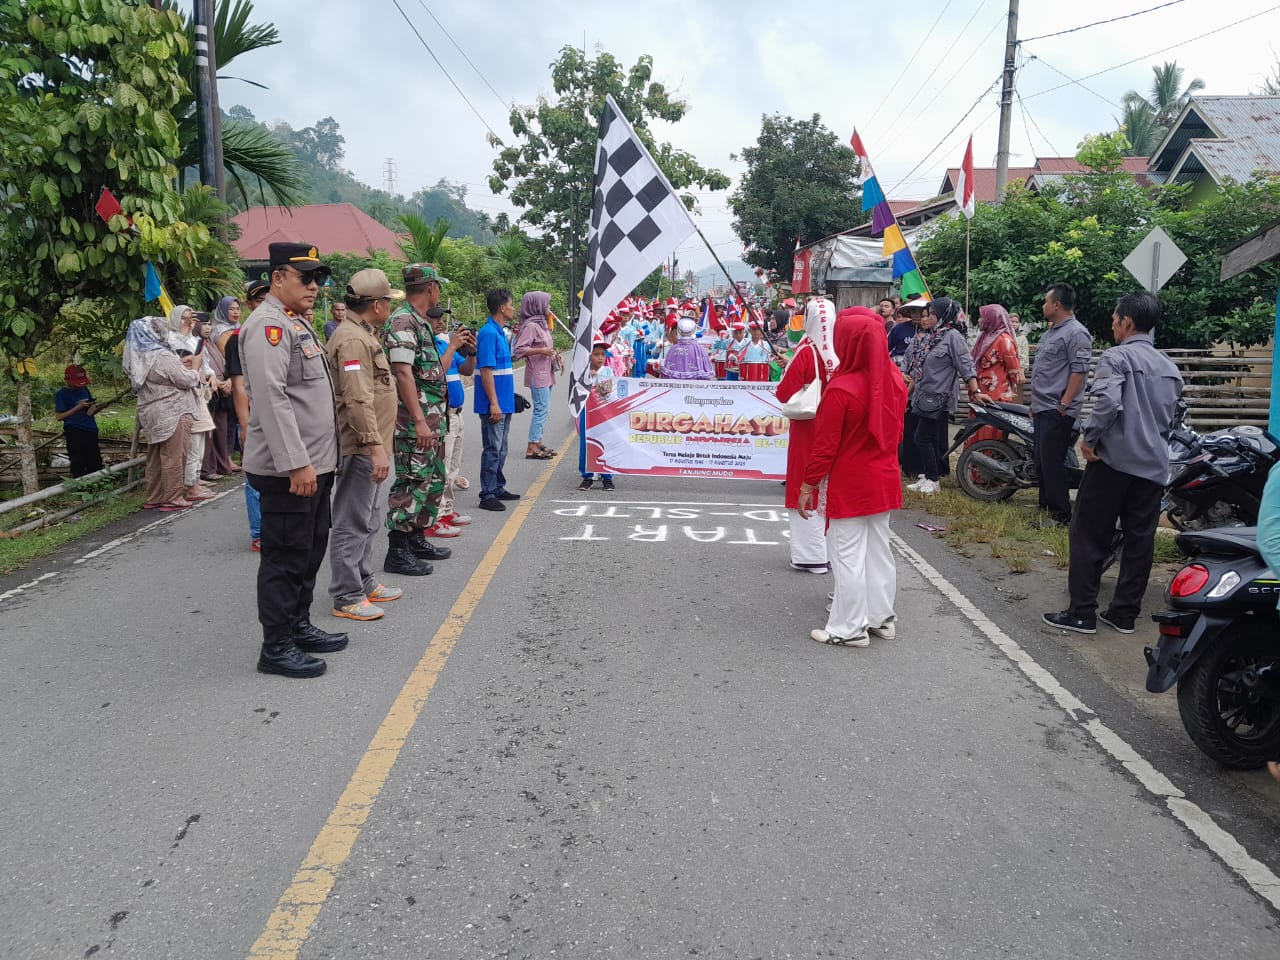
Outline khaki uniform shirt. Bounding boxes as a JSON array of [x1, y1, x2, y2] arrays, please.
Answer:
[[240, 292, 339, 476], [327, 315, 396, 456]]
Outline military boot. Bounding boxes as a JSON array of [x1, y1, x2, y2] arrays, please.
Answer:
[[291, 620, 349, 653], [384, 530, 433, 576], [257, 635, 326, 678], [408, 531, 451, 561]]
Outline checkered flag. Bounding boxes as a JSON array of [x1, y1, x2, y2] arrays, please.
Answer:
[[569, 95, 697, 415]]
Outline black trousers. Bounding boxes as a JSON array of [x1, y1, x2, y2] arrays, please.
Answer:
[[902, 410, 950, 478], [1067, 460, 1164, 621], [1033, 410, 1076, 522], [912, 414, 948, 481], [248, 471, 334, 639], [64, 426, 103, 478]]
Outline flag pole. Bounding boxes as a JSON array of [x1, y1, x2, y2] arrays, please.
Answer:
[[692, 224, 787, 362], [965, 218, 971, 317]]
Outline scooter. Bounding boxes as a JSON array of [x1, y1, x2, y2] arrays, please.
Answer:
[[946, 401, 1083, 502], [1163, 425, 1280, 530], [1145, 526, 1280, 769]]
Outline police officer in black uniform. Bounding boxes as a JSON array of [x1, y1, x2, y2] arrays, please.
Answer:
[[240, 242, 346, 678]]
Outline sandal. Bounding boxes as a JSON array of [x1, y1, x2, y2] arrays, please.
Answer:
[[525, 449, 554, 460], [537, 443, 556, 455]]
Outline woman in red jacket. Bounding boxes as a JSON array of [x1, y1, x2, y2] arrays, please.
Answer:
[[799, 307, 909, 646], [775, 297, 839, 573]]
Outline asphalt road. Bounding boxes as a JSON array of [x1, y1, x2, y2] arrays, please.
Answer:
[[2, 393, 1278, 959]]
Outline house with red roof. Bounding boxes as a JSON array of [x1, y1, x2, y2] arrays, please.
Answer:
[[231, 203, 404, 262]]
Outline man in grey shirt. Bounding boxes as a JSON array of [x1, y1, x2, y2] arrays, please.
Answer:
[[1031, 282, 1093, 524], [1044, 292, 1183, 635]]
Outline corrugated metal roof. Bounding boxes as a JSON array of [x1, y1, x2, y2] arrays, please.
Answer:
[[1153, 96, 1280, 183]]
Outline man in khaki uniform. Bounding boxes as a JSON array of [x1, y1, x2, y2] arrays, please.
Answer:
[[326, 268, 404, 622], [240, 242, 346, 679]]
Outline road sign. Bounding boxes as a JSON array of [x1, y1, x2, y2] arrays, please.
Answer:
[[1123, 226, 1187, 294]]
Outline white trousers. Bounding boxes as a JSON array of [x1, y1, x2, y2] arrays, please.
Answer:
[[440, 410, 464, 516], [788, 509, 828, 566], [185, 431, 207, 486], [825, 512, 896, 638]]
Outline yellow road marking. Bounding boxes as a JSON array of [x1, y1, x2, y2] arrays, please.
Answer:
[[246, 431, 574, 960]]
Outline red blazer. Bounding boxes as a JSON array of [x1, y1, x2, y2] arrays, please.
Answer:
[[775, 343, 829, 510]]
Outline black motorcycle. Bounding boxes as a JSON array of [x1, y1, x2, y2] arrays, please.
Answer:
[[947, 401, 1084, 502], [1163, 425, 1280, 530], [1145, 526, 1280, 769]]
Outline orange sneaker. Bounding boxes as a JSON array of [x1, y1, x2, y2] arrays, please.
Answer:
[[333, 599, 384, 621], [367, 583, 403, 603]]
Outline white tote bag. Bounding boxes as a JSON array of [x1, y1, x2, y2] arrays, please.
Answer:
[[780, 343, 822, 420]]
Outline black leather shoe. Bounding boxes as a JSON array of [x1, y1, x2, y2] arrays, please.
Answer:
[[291, 621, 350, 653], [384, 545, 432, 576], [408, 532, 451, 560], [257, 639, 326, 678], [478, 498, 505, 511], [496, 490, 521, 500]]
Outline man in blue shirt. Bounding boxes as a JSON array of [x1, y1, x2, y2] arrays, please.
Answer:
[[475, 288, 519, 511], [429, 305, 476, 528], [54, 364, 104, 477]]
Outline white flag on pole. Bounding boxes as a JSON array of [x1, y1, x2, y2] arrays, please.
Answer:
[[568, 95, 698, 416]]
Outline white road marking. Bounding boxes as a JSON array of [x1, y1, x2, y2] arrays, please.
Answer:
[[0, 571, 58, 602], [890, 531, 1280, 911], [548, 500, 784, 507]]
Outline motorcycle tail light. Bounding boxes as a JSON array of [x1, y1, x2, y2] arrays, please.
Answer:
[[1158, 623, 1187, 637], [1170, 564, 1210, 597], [1206, 571, 1241, 599]]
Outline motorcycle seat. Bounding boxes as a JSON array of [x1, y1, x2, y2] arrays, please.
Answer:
[[1174, 526, 1261, 558], [986, 400, 1031, 416]]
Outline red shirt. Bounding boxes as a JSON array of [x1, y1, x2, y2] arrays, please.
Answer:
[[803, 387, 903, 519], [775, 342, 828, 509]]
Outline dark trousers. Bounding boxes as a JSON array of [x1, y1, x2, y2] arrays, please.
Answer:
[[1067, 460, 1164, 621], [248, 471, 334, 640], [64, 426, 103, 478], [1034, 410, 1076, 522], [912, 414, 948, 481], [902, 410, 949, 478], [479, 414, 511, 500]]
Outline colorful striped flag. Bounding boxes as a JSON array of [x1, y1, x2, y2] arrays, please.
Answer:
[[850, 127, 930, 302]]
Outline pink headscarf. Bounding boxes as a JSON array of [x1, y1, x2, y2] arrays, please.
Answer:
[[972, 303, 1015, 362]]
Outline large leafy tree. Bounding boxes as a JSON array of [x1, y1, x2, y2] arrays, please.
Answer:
[[728, 113, 862, 278], [0, 0, 228, 492], [489, 46, 730, 268]]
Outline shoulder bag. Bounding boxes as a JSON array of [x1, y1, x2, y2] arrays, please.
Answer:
[[780, 343, 822, 420]]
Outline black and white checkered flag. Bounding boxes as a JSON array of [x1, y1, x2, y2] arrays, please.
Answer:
[[568, 95, 697, 416]]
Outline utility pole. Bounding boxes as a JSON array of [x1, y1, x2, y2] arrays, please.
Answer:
[[192, 0, 225, 200], [994, 0, 1019, 198]]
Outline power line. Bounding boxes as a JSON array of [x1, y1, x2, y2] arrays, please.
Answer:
[[1021, 0, 1189, 42], [1023, 3, 1280, 101], [414, 0, 510, 111], [1017, 93, 1060, 156], [1024, 53, 1121, 109], [387, 0, 500, 139], [863, 0, 958, 128], [887, 75, 1004, 196]]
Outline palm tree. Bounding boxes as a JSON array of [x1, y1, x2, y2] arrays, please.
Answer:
[[397, 213, 451, 263], [1118, 96, 1163, 158], [486, 234, 531, 279], [1119, 61, 1205, 159], [166, 0, 306, 206]]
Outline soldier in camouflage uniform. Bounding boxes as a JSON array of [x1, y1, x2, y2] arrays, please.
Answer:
[[383, 263, 468, 575]]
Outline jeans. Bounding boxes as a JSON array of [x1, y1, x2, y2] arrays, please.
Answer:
[[528, 385, 551, 444], [479, 413, 511, 500], [245, 480, 261, 539]]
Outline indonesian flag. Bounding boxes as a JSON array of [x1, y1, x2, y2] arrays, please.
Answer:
[[956, 135, 975, 220]]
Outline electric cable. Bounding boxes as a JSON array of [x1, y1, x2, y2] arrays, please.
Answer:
[[1024, 54, 1121, 109], [887, 77, 1003, 196], [863, 0, 958, 128], [415, 0, 510, 110], [1021, 0, 1189, 42]]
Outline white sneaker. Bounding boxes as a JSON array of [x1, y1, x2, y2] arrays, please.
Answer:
[[789, 561, 829, 574], [906, 475, 927, 491], [869, 619, 896, 640], [811, 628, 870, 647], [918, 479, 941, 495]]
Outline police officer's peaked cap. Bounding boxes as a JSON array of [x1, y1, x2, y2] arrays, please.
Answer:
[[269, 242, 327, 271], [403, 262, 449, 287]]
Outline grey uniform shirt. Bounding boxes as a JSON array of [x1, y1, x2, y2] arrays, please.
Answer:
[[1031, 315, 1093, 416], [1080, 332, 1183, 485], [911, 328, 975, 413], [240, 293, 339, 477]]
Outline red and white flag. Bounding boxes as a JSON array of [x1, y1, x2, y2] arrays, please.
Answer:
[[956, 135, 975, 220]]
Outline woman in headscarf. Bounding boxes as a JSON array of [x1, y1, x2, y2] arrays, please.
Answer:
[[166, 305, 217, 500], [201, 296, 239, 479], [971, 303, 1022, 402], [776, 297, 839, 574], [799, 308, 909, 646], [123, 316, 203, 511], [901, 297, 982, 495], [512, 291, 561, 459]]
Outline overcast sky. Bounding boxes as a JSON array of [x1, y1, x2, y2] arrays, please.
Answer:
[[222, 0, 1280, 270]]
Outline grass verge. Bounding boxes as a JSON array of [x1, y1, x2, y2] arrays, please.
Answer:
[[0, 489, 146, 575], [903, 482, 1184, 574]]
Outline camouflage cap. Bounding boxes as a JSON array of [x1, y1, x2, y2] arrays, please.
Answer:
[[402, 262, 449, 287]]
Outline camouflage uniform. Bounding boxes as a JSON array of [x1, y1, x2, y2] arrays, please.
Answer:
[[384, 304, 449, 533]]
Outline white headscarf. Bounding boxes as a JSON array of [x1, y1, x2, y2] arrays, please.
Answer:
[[803, 297, 839, 374], [122, 316, 172, 389], [676, 317, 698, 338]]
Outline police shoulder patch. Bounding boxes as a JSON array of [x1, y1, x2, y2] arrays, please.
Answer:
[[265, 325, 283, 346]]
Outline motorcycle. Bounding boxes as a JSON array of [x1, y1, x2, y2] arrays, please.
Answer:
[[1145, 526, 1280, 769], [1163, 425, 1280, 530], [946, 401, 1083, 502]]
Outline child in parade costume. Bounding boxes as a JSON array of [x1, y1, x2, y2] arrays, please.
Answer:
[[741, 323, 774, 363], [578, 341, 616, 491], [724, 321, 748, 380]]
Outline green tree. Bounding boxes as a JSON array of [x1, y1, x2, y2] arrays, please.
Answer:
[[1114, 60, 1205, 158], [489, 46, 730, 266], [396, 213, 451, 264], [1116, 99, 1161, 158], [0, 0, 229, 493], [289, 116, 345, 170], [728, 113, 862, 277]]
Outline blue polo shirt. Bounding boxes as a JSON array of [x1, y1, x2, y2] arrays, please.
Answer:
[[55, 386, 98, 432], [435, 334, 467, 409], [473, 318, 514, 415]]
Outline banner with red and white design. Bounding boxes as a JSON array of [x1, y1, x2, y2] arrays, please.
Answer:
[[584, 378, 789, 480]]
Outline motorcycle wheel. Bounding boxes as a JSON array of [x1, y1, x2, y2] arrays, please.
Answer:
[[1176, 617, 1280, 769], [955, 438, 1022, 502]]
